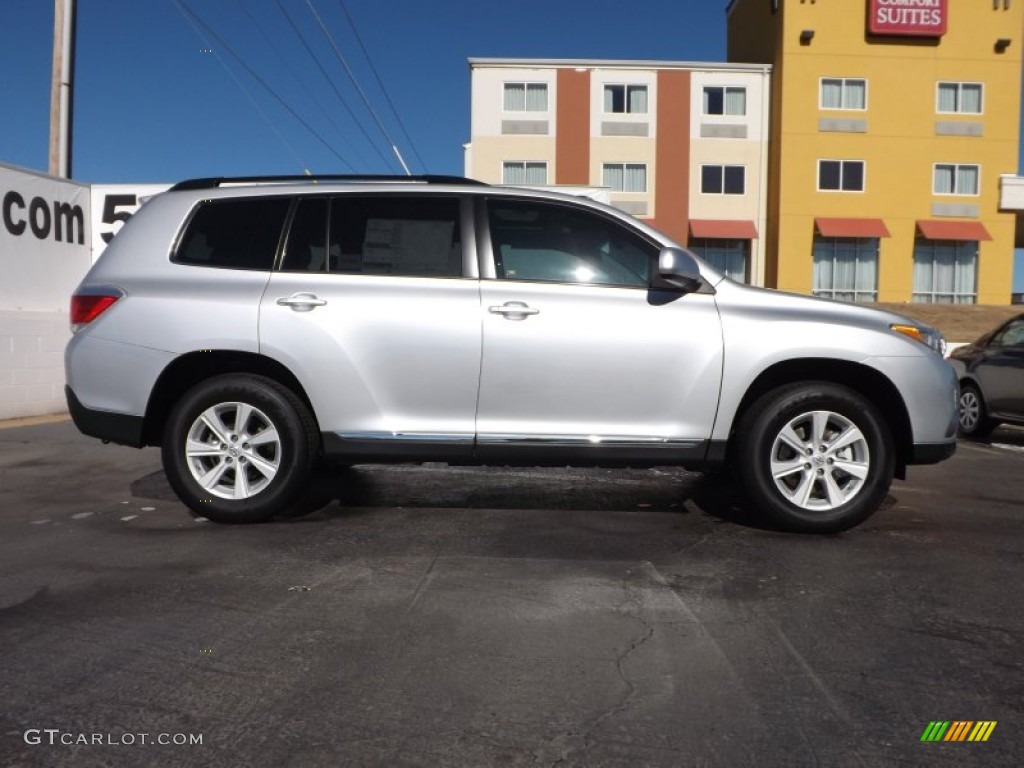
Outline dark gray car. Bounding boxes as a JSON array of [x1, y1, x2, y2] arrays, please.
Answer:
[[949, 313, 1024, 437]]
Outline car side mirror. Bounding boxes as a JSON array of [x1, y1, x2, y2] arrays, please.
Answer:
[[656, 247, 702, 292]]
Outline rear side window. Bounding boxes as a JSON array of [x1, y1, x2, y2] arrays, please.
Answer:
[[175, 198, 290, 270], [281, 195, 463, 277]]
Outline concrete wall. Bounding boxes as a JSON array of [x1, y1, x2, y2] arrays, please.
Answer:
[[0, 163, 91, 419], [0, 163, 168, 420], [0, 310, 69, 419]]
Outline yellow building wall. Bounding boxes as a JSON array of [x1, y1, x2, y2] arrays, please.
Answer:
[[731, 0, 1022, 304]]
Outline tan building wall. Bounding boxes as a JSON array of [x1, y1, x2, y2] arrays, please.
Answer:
[[466, 58, 772, 283]]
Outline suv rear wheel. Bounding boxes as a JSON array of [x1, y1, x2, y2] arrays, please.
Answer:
[[162, 375, 318, 523], [735, 382, 894, 534]]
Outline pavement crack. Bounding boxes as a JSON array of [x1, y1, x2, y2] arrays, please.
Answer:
[[543, 579, 655, 766]]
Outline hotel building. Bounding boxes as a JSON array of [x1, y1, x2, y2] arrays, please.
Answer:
[[464, 59, 772, 285], [728, 0, 1023, 303]]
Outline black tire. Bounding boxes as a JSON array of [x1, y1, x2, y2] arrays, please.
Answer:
[[957, 383, 997, 439], [735, 382, 894, 534], [162, 375, 318, 524]]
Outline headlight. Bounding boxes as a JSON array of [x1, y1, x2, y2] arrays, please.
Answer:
[[890, 323, 946, 356]]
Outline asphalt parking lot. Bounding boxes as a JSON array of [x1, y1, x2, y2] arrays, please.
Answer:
[[1, 419, 1022, 767]]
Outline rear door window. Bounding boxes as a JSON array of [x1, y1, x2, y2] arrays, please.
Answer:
[[174, 197, 290, 270], [330, 196, 463, 277], [278, 195, 463, 277]]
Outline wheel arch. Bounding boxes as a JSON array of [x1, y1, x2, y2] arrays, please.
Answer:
[[727, 358, 914, 478], [141, 351, 319, 447], [957, 372, 983, 392]]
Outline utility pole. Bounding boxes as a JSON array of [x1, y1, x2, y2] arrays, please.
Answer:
[[48, 0, 76, 178]]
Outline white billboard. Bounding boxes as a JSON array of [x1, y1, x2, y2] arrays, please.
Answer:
[[0, 163, 92, 311], [90, 183, 171, 261]]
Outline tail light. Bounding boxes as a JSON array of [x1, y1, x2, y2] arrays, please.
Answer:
[[70, 291, 121, 333]]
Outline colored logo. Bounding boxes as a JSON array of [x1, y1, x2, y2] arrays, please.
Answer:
[[921, 721, 997, 742], [868, 0, 947, 38]]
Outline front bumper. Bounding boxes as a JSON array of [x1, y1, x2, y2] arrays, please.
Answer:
[[910, 441, 957, 465]]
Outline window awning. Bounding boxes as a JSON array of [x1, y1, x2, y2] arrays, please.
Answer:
[[689, 219, 758, 239], [916, 220, 992, 241], [814, 217, 891, 238]]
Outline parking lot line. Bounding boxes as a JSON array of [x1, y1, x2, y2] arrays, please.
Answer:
[[0, 413, 71, 430]]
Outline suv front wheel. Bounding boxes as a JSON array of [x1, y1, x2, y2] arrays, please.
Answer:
[[735, 382, 894, 534], [162, 375, 318, 523]]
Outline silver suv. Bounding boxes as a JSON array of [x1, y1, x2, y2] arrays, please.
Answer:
[[65, 176, 957, 533]]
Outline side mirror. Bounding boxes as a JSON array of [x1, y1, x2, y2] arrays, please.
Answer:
[[657, 247, 702, 292]]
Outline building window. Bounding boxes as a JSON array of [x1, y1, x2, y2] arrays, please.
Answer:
[[703, 86, 746, 116], [933, 164, 979, 195], [701, 165, 746, 195], [818, 160, 864, 192], [812, 237, 878, 302], [602, 163, 647, 192], [820, 78, 866, 110], [912, 240, 978, 303], [502, 162, 548, 185], [689, 238, 749, 283], [503, 83, 548, 112], [937, 82, 982, 114], [604, 84, 648, 114]]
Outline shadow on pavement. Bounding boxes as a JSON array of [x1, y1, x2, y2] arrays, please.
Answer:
[[968, 424, 1024, 449], [129, 463, 810, 532]]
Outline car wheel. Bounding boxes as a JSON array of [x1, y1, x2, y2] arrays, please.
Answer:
[[162, 375, 318, 524], [735, 382, 894, 534], [957, 383, 997, 439]]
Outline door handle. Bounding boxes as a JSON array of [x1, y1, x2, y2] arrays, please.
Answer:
[[488, 301, 540, 319], [276, 293, 327, 312]]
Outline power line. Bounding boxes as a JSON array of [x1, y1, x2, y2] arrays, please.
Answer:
[[272, 0, 396, 172], [171, 0, 310, 173], [234, 0, 362, 170], [175, 0, 354, 172], [305, 0, 411, 175], [336, 0, 427, 173]]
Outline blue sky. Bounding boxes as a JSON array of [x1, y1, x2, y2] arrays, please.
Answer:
[[2, 0, 1022, 290], [0, 0, 731, 181]]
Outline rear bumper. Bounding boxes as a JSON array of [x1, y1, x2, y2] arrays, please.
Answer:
[[65, 386, 145, 447]]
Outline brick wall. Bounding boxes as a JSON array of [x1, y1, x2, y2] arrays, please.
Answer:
[[0, 310, 70, 420]]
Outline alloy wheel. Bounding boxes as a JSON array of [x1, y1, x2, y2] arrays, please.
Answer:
[[184, 401, 281, 500], [769, 410, 871, 511]]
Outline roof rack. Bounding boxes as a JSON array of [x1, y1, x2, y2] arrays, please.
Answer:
[[169, 174, 489, 191]]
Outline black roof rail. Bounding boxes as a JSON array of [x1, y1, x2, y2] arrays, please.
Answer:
[[169, 174, 489, 191]]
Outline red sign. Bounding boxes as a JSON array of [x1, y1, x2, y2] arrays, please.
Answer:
[[869, 0, 947, 37]]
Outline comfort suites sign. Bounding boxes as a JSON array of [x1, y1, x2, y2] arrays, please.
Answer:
[[869, 0, 947, 37]]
